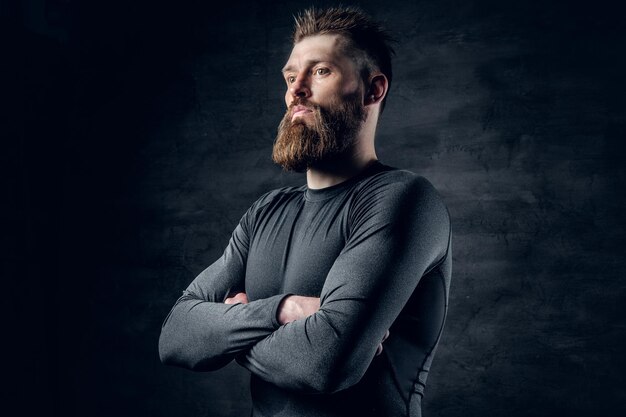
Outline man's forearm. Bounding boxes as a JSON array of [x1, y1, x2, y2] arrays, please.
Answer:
[[159, 290, 288, 372], [158, 190, 295, 372]]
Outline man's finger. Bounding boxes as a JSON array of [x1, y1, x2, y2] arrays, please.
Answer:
[[225, 292, 249, 304], [376, 330, 391, 356]]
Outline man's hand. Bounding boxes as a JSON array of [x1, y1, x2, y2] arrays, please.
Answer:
[[278, 295, 389, 356], [237, 293, 389, 355], [376, 330, 390, 356], [277, 295, 320, 325], [224, 292, 249, 305]]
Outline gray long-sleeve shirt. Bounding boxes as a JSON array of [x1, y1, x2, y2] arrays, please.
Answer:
[[159, 161, 452, 417]]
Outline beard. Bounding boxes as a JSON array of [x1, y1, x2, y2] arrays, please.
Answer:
[[272, 91, 366, 172]]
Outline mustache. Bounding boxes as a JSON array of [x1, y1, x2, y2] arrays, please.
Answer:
[[289, 97, 310, 108], [287, 97, 319, 114]]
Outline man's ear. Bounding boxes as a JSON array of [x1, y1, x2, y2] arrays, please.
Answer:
[[365, 74, 388, 105]]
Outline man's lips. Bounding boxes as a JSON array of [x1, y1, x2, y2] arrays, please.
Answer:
[[291, 105, 313, 120]]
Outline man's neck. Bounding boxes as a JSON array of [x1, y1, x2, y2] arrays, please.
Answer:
[[306, 151, 378, 190]]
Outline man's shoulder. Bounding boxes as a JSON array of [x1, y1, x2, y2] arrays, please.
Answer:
[[353, 164, 449, 222], [248, 183, 306, 212], [356, 164, 441, 200]]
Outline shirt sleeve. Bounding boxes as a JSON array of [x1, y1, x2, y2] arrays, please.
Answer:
[[158, 194, 289, 372], [236, 174, 451, 393]]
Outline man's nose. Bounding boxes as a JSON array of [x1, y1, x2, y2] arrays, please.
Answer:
[[290, 74, 311, 99]]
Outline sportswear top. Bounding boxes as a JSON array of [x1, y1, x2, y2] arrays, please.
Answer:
[[159, 161, 452, 417]]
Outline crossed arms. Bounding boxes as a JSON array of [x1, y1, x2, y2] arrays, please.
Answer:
[[158, 175, 450, 394]]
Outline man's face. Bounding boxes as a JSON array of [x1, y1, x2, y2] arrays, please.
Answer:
[[272, 34, 366, 172]]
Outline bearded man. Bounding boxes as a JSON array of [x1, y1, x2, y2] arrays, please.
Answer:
[[159, 6, 452, 417]]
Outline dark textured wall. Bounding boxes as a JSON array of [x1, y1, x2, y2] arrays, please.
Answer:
[[7, 0, 626, 416]]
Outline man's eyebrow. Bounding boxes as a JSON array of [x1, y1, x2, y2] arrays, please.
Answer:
[[281, 59, 332, 74], [281, 65, 297, 74]]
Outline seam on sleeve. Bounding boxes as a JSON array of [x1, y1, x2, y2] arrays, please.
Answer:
[[407, 266, 449, 416]]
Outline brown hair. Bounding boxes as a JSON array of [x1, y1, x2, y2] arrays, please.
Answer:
[[292, 6, 396, 113]]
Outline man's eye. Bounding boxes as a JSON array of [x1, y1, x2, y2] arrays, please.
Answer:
[[314, 68, 329, 76], [287, 75, 296, 84]]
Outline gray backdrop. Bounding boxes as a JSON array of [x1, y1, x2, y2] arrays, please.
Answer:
[[7, 0, 625, 416]]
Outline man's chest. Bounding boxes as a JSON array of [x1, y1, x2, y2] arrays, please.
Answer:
[[244, 196, 351, 300]]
